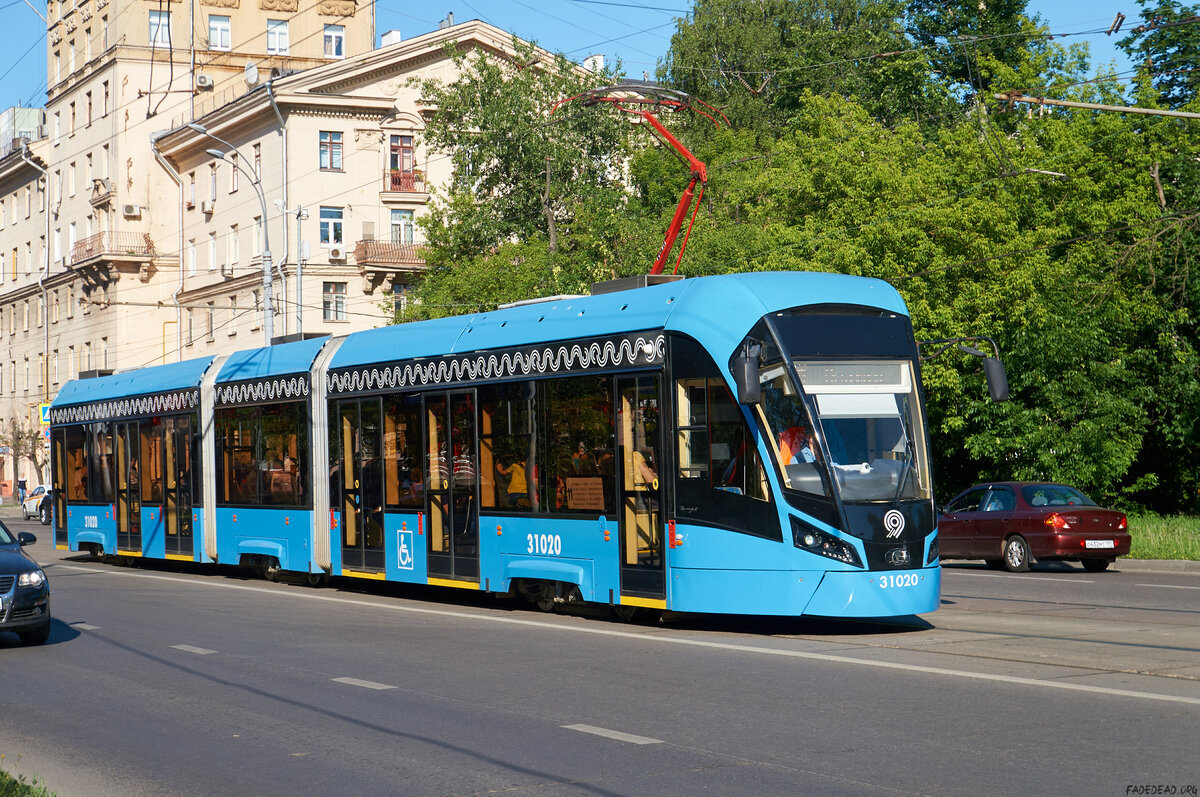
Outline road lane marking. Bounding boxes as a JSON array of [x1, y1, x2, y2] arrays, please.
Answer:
[[71, 623, 101, 631], [562, 724, 662, 745], [333, 677, 396, 691], [1137, 583, 1200, 591], [54, 563, 1200, 708], [948, 572, 1094, 584], [171, 645, 216, 655]]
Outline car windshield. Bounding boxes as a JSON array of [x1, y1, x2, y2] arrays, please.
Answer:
[[759, 359, 931, 503], [1021, 484, 1097, 508], [0, 521, 13, 544]]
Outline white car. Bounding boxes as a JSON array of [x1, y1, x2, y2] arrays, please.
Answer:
[[21, 486, 52, 525]]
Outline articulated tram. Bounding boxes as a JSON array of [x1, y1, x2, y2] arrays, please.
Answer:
[[51, 271, 950, 618]]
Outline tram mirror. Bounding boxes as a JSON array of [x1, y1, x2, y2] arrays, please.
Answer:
[[984, 357, 1009, 402], [733, 354, 760, 404]]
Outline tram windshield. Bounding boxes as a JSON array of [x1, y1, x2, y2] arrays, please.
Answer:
[[760, 360, 930, 504]]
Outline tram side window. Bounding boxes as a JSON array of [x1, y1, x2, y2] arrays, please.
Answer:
[[672, 336, 780, 541], [64, 424, 87, 501], [541, 375, 615, 515], [88, 422, 115, 503], [140, 420, 162, 502], [478, 382, 536, 512], [216, 403, 309, 507], [384, 394, 423, 509]]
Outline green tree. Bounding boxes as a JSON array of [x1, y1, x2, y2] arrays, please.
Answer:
[[660, 0, 952, 130], [1118, 0, 1200, 108], [905, 0, 1039, 93], [410, 37, 631, 314]]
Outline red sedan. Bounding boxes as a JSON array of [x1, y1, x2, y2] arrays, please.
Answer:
[[938, 482, 1130, 572]]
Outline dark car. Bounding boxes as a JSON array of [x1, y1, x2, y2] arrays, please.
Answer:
[[0, 521, 51, 644], [938, 482, 1130, 573]]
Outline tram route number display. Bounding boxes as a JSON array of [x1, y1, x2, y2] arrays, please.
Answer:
[[878, 573, 920, 589], [527, 533, 563, 556]]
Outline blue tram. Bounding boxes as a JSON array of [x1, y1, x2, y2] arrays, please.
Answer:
[[50, 271, 948, 618]]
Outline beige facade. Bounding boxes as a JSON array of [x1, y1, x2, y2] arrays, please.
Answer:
[[2, 2, 550, 495]]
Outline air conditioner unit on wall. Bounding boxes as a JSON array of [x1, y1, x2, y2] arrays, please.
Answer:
[[195, 74, 214, 90], [200, 199, 214, 214], [221, 262, 234, 277], [328, 245, 346, 261], [122, 203, 141, 218]]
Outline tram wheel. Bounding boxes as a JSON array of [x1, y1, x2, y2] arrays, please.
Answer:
[[304, 572, 327, 587], [263, 558, 282, 582], [612, 605, 641, 622], [534, 582, 557, 612]]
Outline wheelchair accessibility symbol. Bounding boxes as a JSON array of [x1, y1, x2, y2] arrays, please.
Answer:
[[397, 529, 414, 570]]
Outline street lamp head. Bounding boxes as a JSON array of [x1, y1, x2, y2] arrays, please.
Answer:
[[205, 148, 228, 161], [186, 122, 209, 135]]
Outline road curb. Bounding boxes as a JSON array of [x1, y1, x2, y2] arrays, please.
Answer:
[[1113, 558, 1200, 575]]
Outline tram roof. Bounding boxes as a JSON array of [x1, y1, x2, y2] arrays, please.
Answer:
[[51, 356, 217, 408], [215, 336, 330, 383], [328, 271, 908, 370]]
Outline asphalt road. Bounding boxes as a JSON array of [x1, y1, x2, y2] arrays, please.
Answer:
[[2, 515, 1197, 797]]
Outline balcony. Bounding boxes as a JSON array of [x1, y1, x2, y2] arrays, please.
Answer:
[[382, 169, 426, 193], [70, 231, 157, 265], [352, 240, 426, 294]]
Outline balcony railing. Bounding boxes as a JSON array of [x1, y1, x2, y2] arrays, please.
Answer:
[[383, 169, 426, 193], [70, 231, 157, 265], [353, 240, 425, 267]]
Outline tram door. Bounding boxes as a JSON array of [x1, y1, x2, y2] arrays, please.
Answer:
[[335, 398, 385, 571], [162, 416, 194, 557], [51, 429, 67, 545], [425, 391, 479, 581], [114, 421, 142, 553], [616, 375, 665, 598]]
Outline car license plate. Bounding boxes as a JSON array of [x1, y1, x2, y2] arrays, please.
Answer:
[[1084, 539, 1115, 549]]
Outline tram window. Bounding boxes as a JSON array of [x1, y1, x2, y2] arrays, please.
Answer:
[[216, 403, 309, 507], [541, 375, 614, 515], [88, 422, 115, 503], [64, 424, 86, 501], [478, 382, 536, 512], [384, 394, 423, 509], [672, 336, 780, 541], [140, 420, 163, 502]]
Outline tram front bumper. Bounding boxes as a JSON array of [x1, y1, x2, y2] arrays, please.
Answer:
[[802, 566, 940, 618]]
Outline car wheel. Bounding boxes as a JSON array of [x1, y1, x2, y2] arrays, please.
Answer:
[[19, 618, 51, 645], [1081, 559, 1111, 573], [1003, 536, 1031, 572], [21, 506, 28, 520], [40, 501, 51, 525]]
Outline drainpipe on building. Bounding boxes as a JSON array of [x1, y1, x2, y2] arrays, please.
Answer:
[[19, 143, 51, 484], [266, 78, 288, 339], [151, 132, 185, 362]]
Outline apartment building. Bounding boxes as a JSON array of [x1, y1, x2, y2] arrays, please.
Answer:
[[1, 2, 552, 493]]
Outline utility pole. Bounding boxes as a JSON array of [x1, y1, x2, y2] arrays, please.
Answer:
[[994, 91, 1200, 120]]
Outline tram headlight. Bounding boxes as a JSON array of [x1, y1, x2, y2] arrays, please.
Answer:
[[925, 537, 939, 565], [790, 519, 862, 568]]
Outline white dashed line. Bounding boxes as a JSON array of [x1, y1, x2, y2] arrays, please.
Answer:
[[171, 644, 217, 655], [333, 677, 396, 691], [1136, 583, 1200, 590], [562, 724, 662, 745]]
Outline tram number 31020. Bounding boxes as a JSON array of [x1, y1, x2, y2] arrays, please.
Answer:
[[878, 573, 920, 589], [527, 533, 563, 556]]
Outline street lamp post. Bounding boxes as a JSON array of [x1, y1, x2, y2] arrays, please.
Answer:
[[188, 123, 274, 345]]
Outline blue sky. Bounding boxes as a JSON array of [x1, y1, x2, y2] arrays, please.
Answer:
[[0, 1, 1140, 114]]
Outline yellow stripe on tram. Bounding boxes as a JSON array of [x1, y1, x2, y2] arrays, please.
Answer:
[[164, 554, 193, 562], [619, 596, 667, 610], [426, 577, 480, 591], [342, 569, 387, 581], [117, 551, 144, 558]]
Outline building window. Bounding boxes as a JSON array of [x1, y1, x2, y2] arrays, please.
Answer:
[[149, 11, 172, 47], [319, 131, 342, 171], [229, 152, 238, 192], [228, 224, 239, 265], [187, 239, 196, 275], [209, 231, 218, 271], [266, 19, 289, 54], [206, 301, 215, 342], [252, 216, 262, 257], [208, 15, 231, 51], [323, 25, 344, 58], [323, 282, 346, 321], [390, 209, 414, 244], [103, 81, 109, 115], [187, 171, 195, 208], [209, 164, 217, 200], [319, 206, 343, 246], [228, 294, 238, 336], [68, 162, 76, 196], [253, 143, 261, 180], [101, 144, 109, 178]]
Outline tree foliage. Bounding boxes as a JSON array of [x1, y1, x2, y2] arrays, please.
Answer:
[[1118, 0, 1200, 108]]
